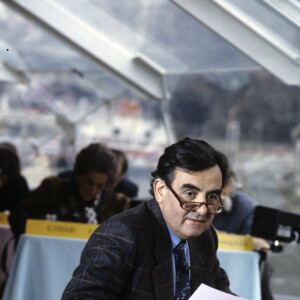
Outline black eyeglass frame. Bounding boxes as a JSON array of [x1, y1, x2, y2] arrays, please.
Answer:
[[164, 180, 224, 214]]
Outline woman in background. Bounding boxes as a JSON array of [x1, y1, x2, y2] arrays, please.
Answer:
[[0, 144, 29, 212]]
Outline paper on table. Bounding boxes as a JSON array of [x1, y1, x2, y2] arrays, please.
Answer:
[[189, 284, 249, 300]]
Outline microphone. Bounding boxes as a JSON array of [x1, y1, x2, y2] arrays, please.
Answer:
[[182, 263, 191, 274]]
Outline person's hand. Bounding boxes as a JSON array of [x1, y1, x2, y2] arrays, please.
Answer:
[[252, 237, 272, 258], [215, 229, 272, 258], [215, 229, 227, 235]]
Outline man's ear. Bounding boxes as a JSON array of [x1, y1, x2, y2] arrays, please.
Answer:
[[153, 178, 165, 204]]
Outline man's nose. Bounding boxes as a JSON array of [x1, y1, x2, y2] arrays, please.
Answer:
[[196, 203, 208, 215]]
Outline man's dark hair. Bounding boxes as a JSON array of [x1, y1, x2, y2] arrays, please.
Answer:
[[149, 137, 228, 196], [74, 143, 117, 183]]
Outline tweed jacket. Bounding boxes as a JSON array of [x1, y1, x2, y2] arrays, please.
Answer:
[[61, 198, 233, 299]]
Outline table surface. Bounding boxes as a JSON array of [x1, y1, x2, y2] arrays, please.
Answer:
[[3, 234, 261, 300]]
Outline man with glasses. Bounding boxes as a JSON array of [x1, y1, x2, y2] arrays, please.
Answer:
[[62, 137, 235, 300]]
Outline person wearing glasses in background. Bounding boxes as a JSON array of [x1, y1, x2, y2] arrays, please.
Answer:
[[213, 167, 274, 300], [62, 137, 235, 300]]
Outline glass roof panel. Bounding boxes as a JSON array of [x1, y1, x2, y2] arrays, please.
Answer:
[[2, 0, 300, 94], [0, 0, 261, 77], [0, 2, 140, 98], [57, 0, 258, 73], [0, 2, 98, 72], [237, 0, 300, 49]]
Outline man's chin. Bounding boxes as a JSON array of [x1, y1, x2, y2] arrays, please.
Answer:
[[182, 229, 206, 240]]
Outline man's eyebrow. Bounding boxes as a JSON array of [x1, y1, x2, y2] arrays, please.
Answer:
[[180, 183, 201, 191], [180, 184, 221, 195], [208, 189, 222, 195]]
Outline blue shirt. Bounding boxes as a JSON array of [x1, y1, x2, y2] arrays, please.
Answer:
[[167, 225, 191, 296]]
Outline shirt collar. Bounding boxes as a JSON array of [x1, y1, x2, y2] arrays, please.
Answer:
[[167, 224, 182, 250]]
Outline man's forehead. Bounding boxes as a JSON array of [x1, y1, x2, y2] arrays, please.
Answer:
[[172, 166, 222, 184], [173, 166, 220, 176], [173, 168, 194, 178]]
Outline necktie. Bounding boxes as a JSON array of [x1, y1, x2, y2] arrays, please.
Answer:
[[174, 240, 190, 300]]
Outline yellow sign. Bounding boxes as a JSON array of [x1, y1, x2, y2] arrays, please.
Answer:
[[218, 233, 253, 251], [0, 212, 9, 226], [25, 219, 99, 239]]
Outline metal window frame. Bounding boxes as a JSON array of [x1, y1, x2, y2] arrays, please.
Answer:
[[171, 0, 300, 86], [2, 0, 171, 100], [263, 0, 300, 29]]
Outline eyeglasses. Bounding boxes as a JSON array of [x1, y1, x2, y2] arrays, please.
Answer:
[[164, 180, 224, 214]]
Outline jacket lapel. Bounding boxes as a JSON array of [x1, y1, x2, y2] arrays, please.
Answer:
[[189, 229, 214, 294], [148, 199, 174, 300]]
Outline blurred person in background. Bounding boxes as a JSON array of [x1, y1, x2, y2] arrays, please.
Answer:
[[55, 143, 131, 222], [212, 168, 255, 235], [59, 148, 138, 200], [9, 143, 131, 240], [60, 142, 118, 221], [109, 148, 138, 199], [212, 167, 273, 300], [0, 143, 29, 212], [0, 142, 29, 297]]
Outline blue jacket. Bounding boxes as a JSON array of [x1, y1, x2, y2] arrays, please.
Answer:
[[213, 191, 256, 235]]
